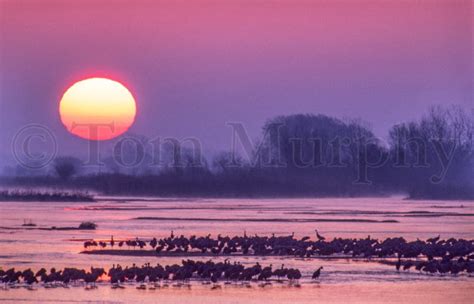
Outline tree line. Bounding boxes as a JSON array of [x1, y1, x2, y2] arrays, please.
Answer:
[[2, 105, 473, 199]]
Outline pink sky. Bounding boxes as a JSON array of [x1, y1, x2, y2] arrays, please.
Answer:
[[0, 0, 472, 162]]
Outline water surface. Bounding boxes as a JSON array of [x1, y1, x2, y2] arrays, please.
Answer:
[[0, 197, 473, 303]]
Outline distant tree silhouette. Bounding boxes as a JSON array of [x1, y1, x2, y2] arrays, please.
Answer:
[[388, 105, 474, 199], [2, 105, 472, 199], [53, 156, 82, 180], [212, 151, 246, 173]]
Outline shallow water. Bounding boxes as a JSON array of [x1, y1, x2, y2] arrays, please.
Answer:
[[0, 197, 473, 303]]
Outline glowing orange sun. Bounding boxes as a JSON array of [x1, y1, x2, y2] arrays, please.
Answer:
[[59, 77, 136, 141]]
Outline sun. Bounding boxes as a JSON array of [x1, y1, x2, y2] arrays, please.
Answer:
[[59, 77, 136, 141]]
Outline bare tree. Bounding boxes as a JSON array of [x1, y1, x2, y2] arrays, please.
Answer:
[[53, 157, 82, 180]]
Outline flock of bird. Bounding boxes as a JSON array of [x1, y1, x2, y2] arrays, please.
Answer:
[[394, 256, 474, 275], [0, 267, 105, 290], [0, 260, 324, 290], [2, 232, 473, 290], [84, 231, 474, 262]]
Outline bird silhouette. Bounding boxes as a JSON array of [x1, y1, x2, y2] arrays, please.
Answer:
[[312, 266, 323, 279], [315, 229, 326, 241]]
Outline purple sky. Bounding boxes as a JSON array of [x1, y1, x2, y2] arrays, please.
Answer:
[[0, 0, 472, 166]]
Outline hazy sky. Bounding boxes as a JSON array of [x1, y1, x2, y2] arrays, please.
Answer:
[[0, 0, 472, 166]]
